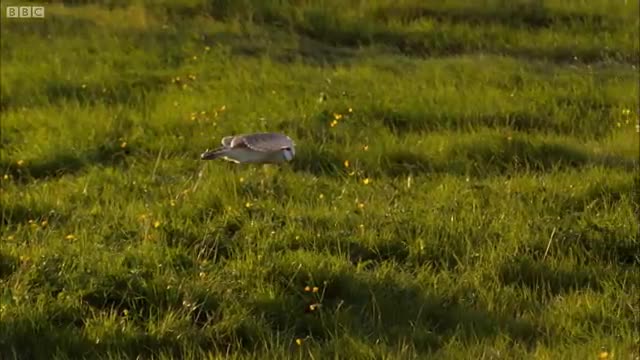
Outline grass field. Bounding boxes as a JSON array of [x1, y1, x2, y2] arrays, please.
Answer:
[[1, 0, 639, 358]]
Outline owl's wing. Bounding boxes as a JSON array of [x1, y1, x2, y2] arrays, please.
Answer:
[[237, 133, 294, 152]]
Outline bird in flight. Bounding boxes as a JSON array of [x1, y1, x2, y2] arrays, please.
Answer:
[[200, 132, 296, 164]]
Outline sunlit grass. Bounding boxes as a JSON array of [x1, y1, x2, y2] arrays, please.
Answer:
[[1, 0, 638, 358]]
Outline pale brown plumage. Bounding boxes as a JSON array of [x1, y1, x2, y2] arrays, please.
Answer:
[[200, 133, 296, 164]]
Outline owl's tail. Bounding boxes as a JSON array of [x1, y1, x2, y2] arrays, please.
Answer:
[[200, 147, 227, 160]]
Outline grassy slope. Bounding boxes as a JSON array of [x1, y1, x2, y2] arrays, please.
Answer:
[[1, 0, 639, 359]]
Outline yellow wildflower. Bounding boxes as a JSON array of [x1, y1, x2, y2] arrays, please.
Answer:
[[16, 160, 24, 167], [333, 113, 343, 120], [362, 178, 371, 185], [65, 234, 76, 240], [330, 120, 338, 127], [304, 286, 311, 292], [120, 141, 127, 148], [348, 107, 353, 113], [295, 338, 304, 346], [362, 145, 369, 151], [153, 220, 161, 228], [357, 203, 365, 209], [343, 160, 350, 168], [312, 286, 319, 293], [170, 200, 176, 207], [245, 202, 253, 208]]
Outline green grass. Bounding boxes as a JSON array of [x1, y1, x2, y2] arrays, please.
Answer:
[[1, 0, 639, 358]]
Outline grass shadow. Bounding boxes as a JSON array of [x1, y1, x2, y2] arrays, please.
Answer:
[[372, 107, 613, 139], [0, 316, 92, 359], [380, 151, 435, 177], [498, 257, 603, 295], [0, 12, 97, 38], [3, 257, 254, 357], [257, 262, 541, 353], [290, 146, 343, 177], [536, 223, 639, 267], [1, 203, 65, 228], [1, 142, 133, 184], [0, 252, 19, 280], [558, 178, 635, 214], [377, 137, 636, 178], [81, 272, 219, 327], [455, 137, 590, 174], [204, 30, 357, 67], [291, 235, 412, 268], [281, 9, 636, 64], [42, 74, 166, 108], [0, 306, 243, 359], [2, 23, 172, 110], [25, 253, 74, 299], [161, 225, 235, 263], [371, 3, 617, 31]]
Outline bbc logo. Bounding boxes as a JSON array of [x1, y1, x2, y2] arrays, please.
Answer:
[[6, 6, 45, 18]]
